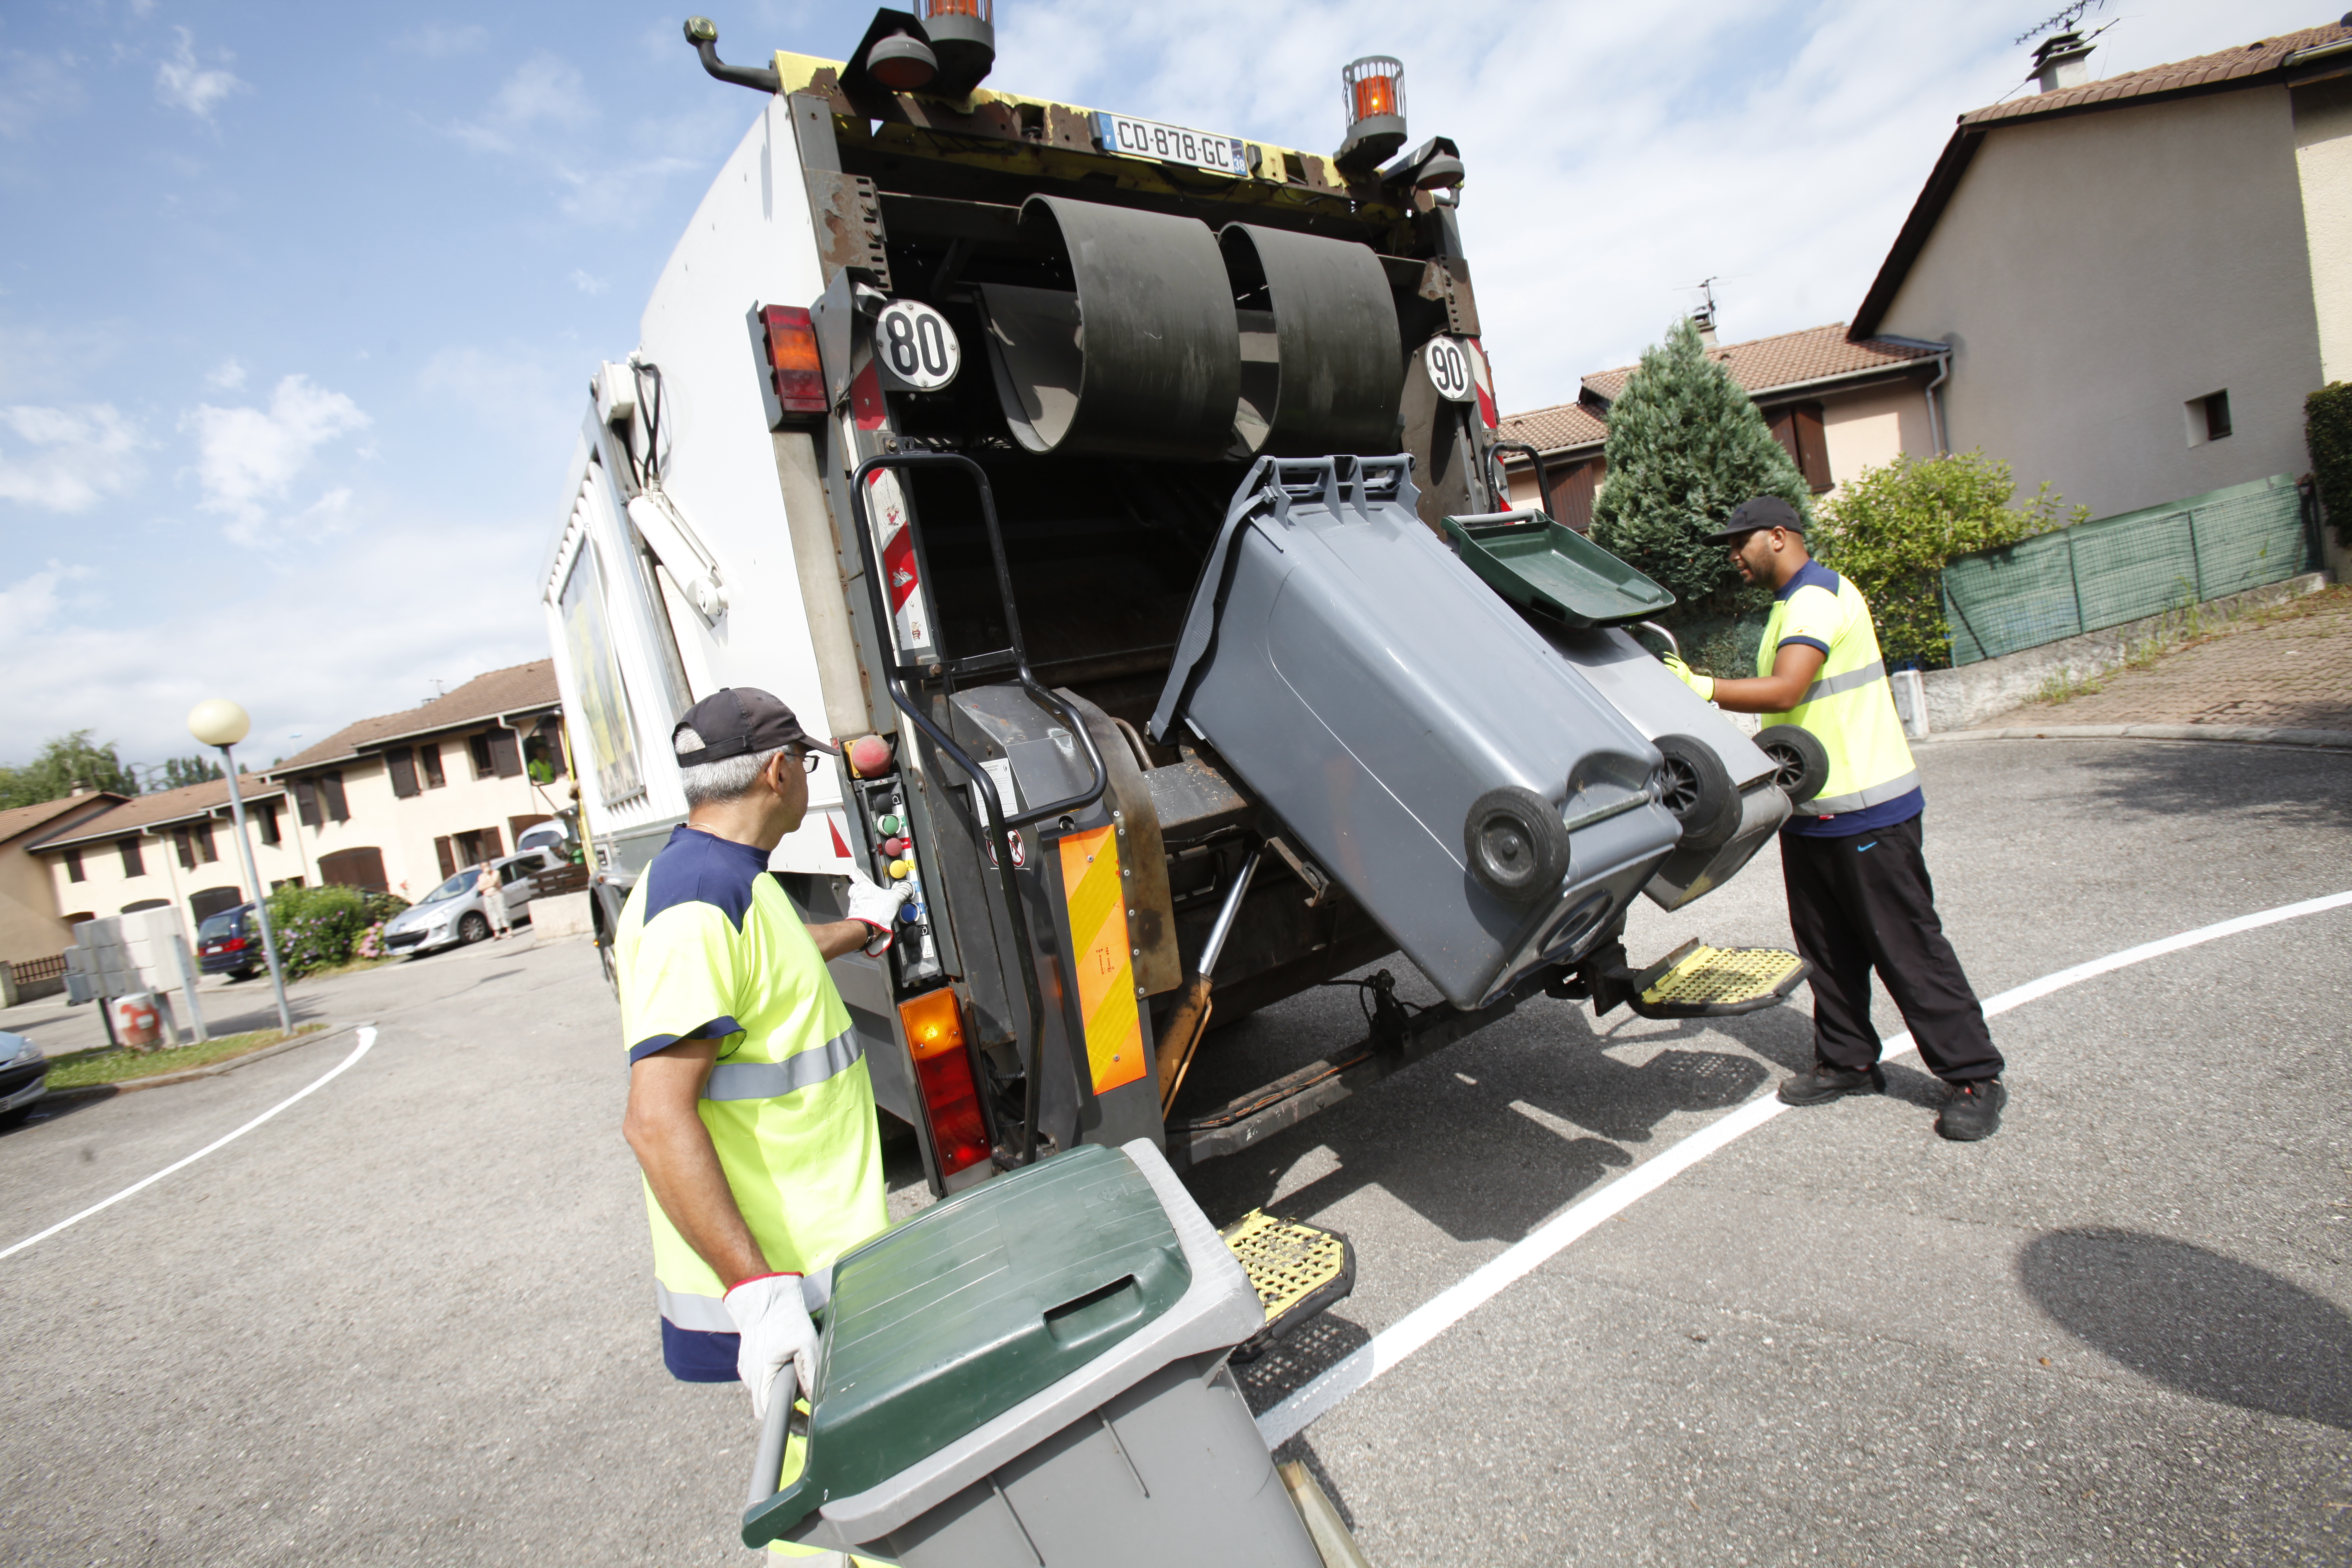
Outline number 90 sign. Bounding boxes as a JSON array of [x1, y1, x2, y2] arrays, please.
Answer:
[[1424, 336, 1476, 403], [874, 300, 961, 392]]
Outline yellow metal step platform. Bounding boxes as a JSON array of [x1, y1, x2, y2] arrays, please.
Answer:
[[1221, 1209, 1355, 1363], [1628, 939, 1810, 1019]]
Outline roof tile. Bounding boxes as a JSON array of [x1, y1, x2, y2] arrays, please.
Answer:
[[26, 776, 288, 853], [1963, 21, 2349, 129], [268, 659, 559, 776]]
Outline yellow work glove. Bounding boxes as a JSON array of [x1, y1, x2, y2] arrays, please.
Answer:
[[1661, 651, 1715, 703]]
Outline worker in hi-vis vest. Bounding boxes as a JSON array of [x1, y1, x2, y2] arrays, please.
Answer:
[[1663, 495, 2008, 1141], [617, 688, 908, 1563]]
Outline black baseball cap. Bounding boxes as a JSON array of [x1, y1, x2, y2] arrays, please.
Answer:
[[1705, 495, 1806, 542], [671, 688, 838, 768]]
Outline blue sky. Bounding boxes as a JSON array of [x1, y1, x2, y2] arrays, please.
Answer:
[[0, 0, 2326, 771]]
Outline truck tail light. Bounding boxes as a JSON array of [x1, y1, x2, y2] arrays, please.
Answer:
[[760, 305, 827, 416], [898, 988, 992, 1177]]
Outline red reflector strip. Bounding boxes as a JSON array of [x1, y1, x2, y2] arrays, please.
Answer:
[[761, 304, 827, 415], [897, 988, 991, 1176]]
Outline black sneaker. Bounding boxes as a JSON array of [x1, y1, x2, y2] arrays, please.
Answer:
[[1936, 1078, 2006, 1141], [1777, 1063, 1886, 1106]]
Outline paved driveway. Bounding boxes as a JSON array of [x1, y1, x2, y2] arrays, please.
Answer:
[[1, 738, 2344, 1565]]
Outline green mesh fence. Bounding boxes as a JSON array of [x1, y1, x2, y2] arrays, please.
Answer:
[[1941, 474, 2313, 665]]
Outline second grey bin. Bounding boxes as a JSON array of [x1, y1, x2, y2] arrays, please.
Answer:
[[744, 1140, 1317, 1567], [1151, 457, 1683, 1009]]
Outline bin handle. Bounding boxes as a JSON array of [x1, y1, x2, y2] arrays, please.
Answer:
[[741, 1364, 820, 1547]]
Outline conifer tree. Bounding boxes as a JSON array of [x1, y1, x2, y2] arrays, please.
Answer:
[[1589, 316, 1814, 616]]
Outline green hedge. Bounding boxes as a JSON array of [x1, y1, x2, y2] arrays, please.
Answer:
[[2308, 381, 2352, 549], [1811, 451, 2084, 669], [266, 885, 408, 977]]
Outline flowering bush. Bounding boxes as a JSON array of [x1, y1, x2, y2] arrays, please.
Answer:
[[265, 886, 410, 977]]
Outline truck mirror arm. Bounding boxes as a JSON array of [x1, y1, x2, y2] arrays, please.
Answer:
[[683, 17, 782, 94]]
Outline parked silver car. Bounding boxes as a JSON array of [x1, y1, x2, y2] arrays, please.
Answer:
[[382, 850, 561, 956]]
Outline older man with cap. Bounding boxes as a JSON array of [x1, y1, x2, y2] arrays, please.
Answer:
[[1661, 496, 2007, 1141], [617, 686, 910, 1454]]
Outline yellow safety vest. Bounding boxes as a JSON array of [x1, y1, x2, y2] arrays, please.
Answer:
[[1757, 561, 1920, 818], [615, 825, 886, 1378]]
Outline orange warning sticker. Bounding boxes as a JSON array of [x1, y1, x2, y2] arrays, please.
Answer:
[[1056, 825, 1146, 1095]]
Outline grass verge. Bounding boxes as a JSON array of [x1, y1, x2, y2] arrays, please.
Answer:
[[44, 1023, 330, 1089]]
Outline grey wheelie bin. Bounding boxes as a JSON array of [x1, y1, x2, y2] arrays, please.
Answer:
[[1440, 508, 1794, 911], [741, 1140, 1324, 1566], [1150, 456, 1683, 1010]]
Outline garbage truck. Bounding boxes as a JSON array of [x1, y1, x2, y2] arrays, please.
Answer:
[[540, 8, 1823, 1211]]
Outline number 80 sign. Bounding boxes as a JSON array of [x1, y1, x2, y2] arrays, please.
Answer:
[[872, 299, 962, 392]]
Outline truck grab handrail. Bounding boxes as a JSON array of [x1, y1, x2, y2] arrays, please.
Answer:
[[845, 451, 1110, 1166]]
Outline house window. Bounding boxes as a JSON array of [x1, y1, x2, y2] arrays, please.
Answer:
[[64, 847, 83, 883], [455, 826, 504, 866], [420, 743, 446, 789], [488, 730, 521, 778], [119, 836, 145, 877], [1767, 402, 1834, 493], [318, 771, 350, 823], [436, 836, 457, 879], [175, 827, 196, 871], [2189, 389, 2232, 444], [193, 821, 217, 863], [294, 779, 321, 828], [469, 733, 495, 779], [256, 802, 281, 845], [387, 748, 420, 799]]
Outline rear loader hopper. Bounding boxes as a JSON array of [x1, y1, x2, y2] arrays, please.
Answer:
[[540, 15, 1816, 1488]]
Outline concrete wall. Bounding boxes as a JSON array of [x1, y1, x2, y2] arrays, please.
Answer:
[[1818, 380, 1938, 498], [1879, 87, 2326, 522], [0, 839, 71, 964], [2295, 73, 2352, 386]]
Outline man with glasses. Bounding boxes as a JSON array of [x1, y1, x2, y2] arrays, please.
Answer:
[[616, 687, 909, 1463]]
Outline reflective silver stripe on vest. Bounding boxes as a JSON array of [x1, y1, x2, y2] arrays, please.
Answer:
[[656, 1269, 832, 1332], [1799, 767, 1923, 817], [655, 1280, 735, 1333], [702, 1026, 863, 1101], [1801, 659, 1887, 704]]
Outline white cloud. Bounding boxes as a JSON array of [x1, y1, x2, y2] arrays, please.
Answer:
[[454, 53, 591, 153], [0, 404, 145, 512], [569, 268, 608, 295], [185, 374, 370, 542], [155, 28, 246, 123], [204, 356, 247, 390], [418, 346, 574, 442], [395, 23, 491, 59]]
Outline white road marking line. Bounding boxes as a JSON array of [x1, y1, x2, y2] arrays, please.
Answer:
[[0, 1026, 379, 1264], [1256, 890, 2352, 1449]]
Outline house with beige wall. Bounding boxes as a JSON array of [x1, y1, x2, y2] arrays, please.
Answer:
[[26, 776, 305, 941], [263, 660, 572, 901], [1852, 21, 2352, 571], [0, 793, 129, 968], [1497, 324, 1945, 528]]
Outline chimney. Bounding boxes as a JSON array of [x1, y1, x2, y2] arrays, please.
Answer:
[[68, 779, 88, 797], [2033, 31, 2094, 93], [1691, 304, 1718, 348]]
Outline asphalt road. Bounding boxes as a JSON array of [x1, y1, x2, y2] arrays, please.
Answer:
[[1, 738, 2345, 1566]]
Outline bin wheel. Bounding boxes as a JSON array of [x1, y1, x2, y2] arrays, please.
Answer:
[[1653, 734, 1740, 852], [1463, 786, 1570, 903], [1759, 723, 1831, 806]]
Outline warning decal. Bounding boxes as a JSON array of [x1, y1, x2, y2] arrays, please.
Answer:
[[1055, 825, 1145, 1095]]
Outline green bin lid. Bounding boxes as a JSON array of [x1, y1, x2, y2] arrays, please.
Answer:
[[787, 1144, 1193, 1523], [1441, 510, 1675, 627]]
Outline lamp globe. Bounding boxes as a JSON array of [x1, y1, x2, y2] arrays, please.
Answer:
[[187, 699, 252, 748]]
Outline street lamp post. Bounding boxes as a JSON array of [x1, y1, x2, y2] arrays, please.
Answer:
[[187, 700, 294, 1036]]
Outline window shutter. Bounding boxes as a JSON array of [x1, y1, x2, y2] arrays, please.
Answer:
[[436, 836, 456, 879], [65, 847, 84, 882], [488, 731, 522, 778], [1554, 457, 1606, 533], [295, 779, 321, 827], [196, 823, 217, 863], [484, 826, 505, 857], [1767, 406, 1800, 468], [420, 743, 446, 789], [320, 772, 349, 823], [1790, 402, 1832, 493], [175, 827, 195, 871], [469, 735, 494, 777], [258, 802, 281, 845], [120, 837, 145, 877], [388, 749, 420, 798]]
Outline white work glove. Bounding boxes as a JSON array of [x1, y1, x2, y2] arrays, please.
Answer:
[[725, 1271, 820, 1420], [845, 867, 912, 956]]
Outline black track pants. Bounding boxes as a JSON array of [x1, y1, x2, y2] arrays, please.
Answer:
[[1780, 813, 2004, 1083]]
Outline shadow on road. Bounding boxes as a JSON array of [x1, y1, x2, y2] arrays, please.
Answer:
[[2062, 741, 2351, 829], [2017, 1226, 2352, 1430]]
